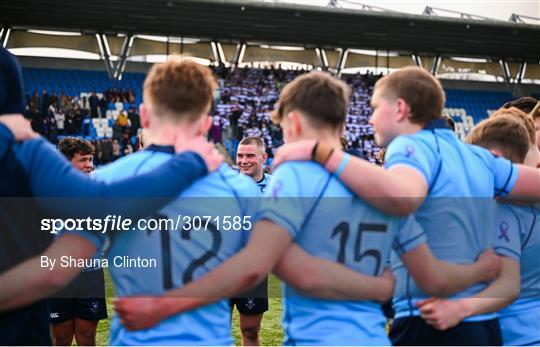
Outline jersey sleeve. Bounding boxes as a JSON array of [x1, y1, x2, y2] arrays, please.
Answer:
[[63, 229, 107, 252], [16, 138, 208, 217], [385, 135, 437, 187], [257, 164, 306, 239], [392, 215, 427, 257], [0, 122, 14, 159], [491, 156, 519, 197], [492, 204, 521, 263]]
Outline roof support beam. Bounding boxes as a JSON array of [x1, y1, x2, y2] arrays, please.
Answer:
[[232, 42, 246, 68], [210, 41, 223, 66], [499, 59, 511, 84], [411, 54, 422, 68], [1, 27, 11, 48], [512, 61, 527, 96], [336, 48, 348, 75], [114, 35, 134, 81], [316, 48, 328, 70], [216, 42, 227, 67], [96, 34, 114, 79], [431, 55, 441, 75], [516, 61, 526, 84]]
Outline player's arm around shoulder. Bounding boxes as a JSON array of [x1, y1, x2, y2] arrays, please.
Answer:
[[418, 256, 519, 331], [401, 243, 502, 297], [418, 203, 523, 330], [0, 233, 97, 312], [508, 164, 540, 201], [397, 214, 502, 297], [116, 220, 293, 331], [273, 138, 429, 215], [115, 163, 308, 331], [273, 244, 395, 303]]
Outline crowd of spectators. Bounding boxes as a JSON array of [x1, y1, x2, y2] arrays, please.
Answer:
[[26, 90, 86, 142], [210, 66, 382, 162], [24, 67, 383, 164]]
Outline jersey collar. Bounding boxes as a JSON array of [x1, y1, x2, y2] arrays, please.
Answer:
[[145, 144, 175, 154], [423, 118, 452, 130]]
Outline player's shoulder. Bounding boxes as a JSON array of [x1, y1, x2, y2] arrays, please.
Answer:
[[386, 132, 436, 159], [94, 150, 165, 181], [192, 164, 260, 197], [466, 143, 495, 162], [272, 161, 325, 182], [271, 161, 350, 197], [466, 143, 512, 174], [222, 165, 259, 190]]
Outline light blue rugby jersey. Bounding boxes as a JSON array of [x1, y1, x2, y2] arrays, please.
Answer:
[[387, 119, 519, 322], [492, 203, 540, 346], [70, 145, 260, 346], [255, 172, 272, 193], [258, 161, 426, 346]]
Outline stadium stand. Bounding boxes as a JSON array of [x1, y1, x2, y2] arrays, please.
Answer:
[[21, 66, 522, 163]]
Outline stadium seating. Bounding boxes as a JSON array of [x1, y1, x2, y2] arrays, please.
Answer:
[[21, 67, 521, 157], [22, 67, 145, 105]]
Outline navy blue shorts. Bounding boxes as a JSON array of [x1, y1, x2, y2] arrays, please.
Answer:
[[49, 269, 108, 323], [230, 277, 269, 315], [390, 316, 502, 346]]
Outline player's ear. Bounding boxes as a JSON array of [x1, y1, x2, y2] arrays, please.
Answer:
[[197, 116, 212, 136], [395, 98, 410, 122], [140, 103, 149, 129], [288, 111, 302, 137]]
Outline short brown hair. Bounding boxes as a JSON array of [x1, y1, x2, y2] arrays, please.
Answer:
[[490, 107, 535, 145], [143, 58, 217, 123], [58, 137, 95, 160], [271, 71, 350, 129], [375, 66, 445, 125], [239, 136, 265, 152], [530, 102, 540, 121], [467, 116, 530, 164], [502, 96, 537, 114]]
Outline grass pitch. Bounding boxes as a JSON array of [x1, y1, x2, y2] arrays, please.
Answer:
[[96, 271, 283, 346]]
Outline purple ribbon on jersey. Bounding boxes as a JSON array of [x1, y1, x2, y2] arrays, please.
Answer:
[[271, 181, 283, 200], [498, 221, 510, 243], [405, 145, 415, 158]]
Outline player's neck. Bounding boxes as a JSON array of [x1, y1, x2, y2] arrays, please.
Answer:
[[252, 171, 264, 182], [299, 128, 342, 149], [146, 124, 195, 147], [399, 119, 423, 135]]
